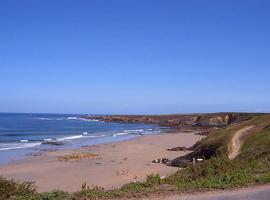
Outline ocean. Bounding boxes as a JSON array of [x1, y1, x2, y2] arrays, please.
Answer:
[[0, 113, 163, 164]]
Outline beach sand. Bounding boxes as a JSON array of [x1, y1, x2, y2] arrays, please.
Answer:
[[0, 132, 204, 192]]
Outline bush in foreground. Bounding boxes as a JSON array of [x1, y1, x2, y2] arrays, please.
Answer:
[[0, 176, 37, 200], [75, 174, 161, 199]]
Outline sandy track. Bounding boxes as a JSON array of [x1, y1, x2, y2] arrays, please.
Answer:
[[228, 126, 254, 160]]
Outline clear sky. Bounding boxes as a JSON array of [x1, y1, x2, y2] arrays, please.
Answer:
[[0, 0, 269, 114]]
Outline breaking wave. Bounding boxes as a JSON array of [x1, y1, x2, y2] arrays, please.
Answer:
[[66, 117, 78, 120], [37, 116, 79, 121], [0, 142, 41, 151], [112, 129, 152, 137], [56, 135, 83, 141], [113, 132, 129, 137]]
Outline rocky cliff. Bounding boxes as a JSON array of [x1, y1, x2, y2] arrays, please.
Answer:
[[81, 113, 247, 128]]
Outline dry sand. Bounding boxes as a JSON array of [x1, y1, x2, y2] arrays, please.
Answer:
[[0, 132, 204, 192]]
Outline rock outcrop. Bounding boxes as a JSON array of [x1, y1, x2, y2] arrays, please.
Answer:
[[81, 113, 240, 128], [208, 114, 239, 127]]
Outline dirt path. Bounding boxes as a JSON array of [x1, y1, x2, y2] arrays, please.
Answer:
[[228, 126, 254, 159]]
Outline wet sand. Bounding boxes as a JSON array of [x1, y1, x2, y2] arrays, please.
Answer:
[[0, 132, 204, 192]]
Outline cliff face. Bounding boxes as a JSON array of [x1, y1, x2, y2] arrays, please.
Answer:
[[81, 113, 244, 128], [202, 114, 239, 127]]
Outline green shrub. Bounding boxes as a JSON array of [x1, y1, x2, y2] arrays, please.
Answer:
[[74, 175, 162, 199], [0, 176, 37, 200], [256, 172, 270, 184], [164, 157, 262, 190], [120, 182, 145, 193], [38, 190, 72, 200], [74, 183, 115, 199], [144, 174, 161, 187]]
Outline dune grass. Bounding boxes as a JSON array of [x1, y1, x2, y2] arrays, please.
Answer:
[[58, 153, 99, 161]]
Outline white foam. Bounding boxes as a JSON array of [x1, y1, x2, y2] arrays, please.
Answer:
[[0, 142, 41, 151], [55, 133, 107, 141], [124, 129, 144, 133], [56, 135, 83, 141], [20, 139, 29, 143], [66, 117, 77, 120], [38, 117, 65, 121], [90, 119, 100, 122], [38, 117, 52, 120], [113, 132, 129, 137], [87, 134, 107, 138], [43, 138, 52, 141], [87, 135, 97, 138], [79, 118, 99, 122]]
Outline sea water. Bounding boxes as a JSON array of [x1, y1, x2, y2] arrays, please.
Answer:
[[0, 113, 164, 164]]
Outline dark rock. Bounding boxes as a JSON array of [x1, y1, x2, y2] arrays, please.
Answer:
[[152, 158, 170, 164], [152, 158, 161, 163], [42, 141, 64, 145], [195, 130, 210, 135], [161, 158, 169, 164], [170, 158, 190, 168], [167, 146, 188, 151], [185, 116, 201, 125]]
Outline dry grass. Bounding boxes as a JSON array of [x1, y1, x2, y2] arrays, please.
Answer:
[[58, 153, 99, 161]]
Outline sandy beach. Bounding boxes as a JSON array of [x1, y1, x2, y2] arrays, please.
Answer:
[[0, 132, 203, 192]]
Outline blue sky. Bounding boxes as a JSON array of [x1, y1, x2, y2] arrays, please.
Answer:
[[0, 0, 269, 114]]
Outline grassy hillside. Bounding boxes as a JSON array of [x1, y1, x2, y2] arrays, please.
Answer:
[[1, 114, 270, 200], [166, 114, 270, 189], [180, 115, 270, 160], [186, 115, 270, 159]]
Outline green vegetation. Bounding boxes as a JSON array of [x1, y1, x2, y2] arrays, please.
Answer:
[[165, 157, 269, 190], [75, 174, 161, 199], [166, 115, 270, 191], [1, 114, 270, 200], [185, 115, 270, 160], [239, 121, 270, 160], [0, 175, 161, 200], [0, 176, 37, 200]]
